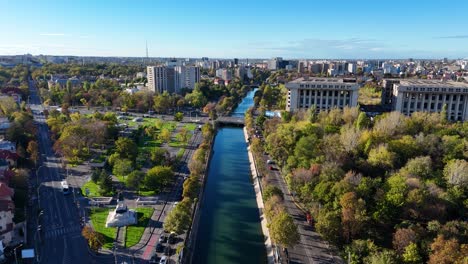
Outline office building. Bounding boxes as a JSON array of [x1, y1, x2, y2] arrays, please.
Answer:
[[392, 80, 468, 121], [285, 77, 359, 111]]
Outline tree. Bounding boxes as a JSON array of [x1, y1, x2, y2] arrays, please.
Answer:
[[443, 159, 468, 187], [177, 127, 190, 145], [364, 250, 398, 264], [344, 239, 379, 264], [262, 185, 283, 201], [340, 192, 368, 242], [182, 176, 200, 199], [402, 242, 422, 264], [367, 144, 396, 170], [269, 211, 300, 248], [400, 156, 432, 179], [98, 170, 113, 195], [174, 112, 184, 121], [126, 171, 145, 190], [428, 235, 467, 264], [163, 201, 191, 234], [115, 137, 138, 161], [159, 128, 171, 144], [82, 226, 104, 252], [26, 140, 39, 165], [356, 112, 370, 130], [315, 209, 342, 244], [150, 147, 170, 166], [201, 123, 214, 142], [0, 96, 18, 116], [145, 166, 174, 191], [392, 228, 417, 254], [112, 158, 133, 179]]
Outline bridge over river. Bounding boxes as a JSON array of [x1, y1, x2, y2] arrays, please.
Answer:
[[215, 116, 245, 126]]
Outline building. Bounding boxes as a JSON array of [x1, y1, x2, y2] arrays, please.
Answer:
[[215, 68, 232, 81], [285, 77, 359, 111], [382, 79, 401, 105], [0, 183, 14, 245], [268, 57, 283, 70], [147, 65, 200, 93], [175, 66, 200, 91], [147, 66, 168, 93], [392, 80, 468, 121]]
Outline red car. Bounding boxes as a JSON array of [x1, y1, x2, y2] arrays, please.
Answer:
[[306, 213, 314, 226]]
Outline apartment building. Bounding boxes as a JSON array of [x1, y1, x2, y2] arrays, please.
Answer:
[[147, 65, 200, 93], [393, 80, 468, 121], [285, 77, 359, 111]]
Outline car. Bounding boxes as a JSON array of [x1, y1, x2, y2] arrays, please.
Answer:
[[155, 243, 164, 252], [159, 255, 168, 264], [269, 166, 273, 170], [266, 160, 274, 164], [164, 246, 171, 256], [149, 253, 159, 264], [159, 235, 167, 243], [168, 233, 176, 244]]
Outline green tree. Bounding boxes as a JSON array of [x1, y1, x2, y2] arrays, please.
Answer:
[[367, 144, 396, 170], [26, 140, 39, 166], [269, 211, 300, 248], [82, 226, 104, 252], [159, 128, 172, 144], [315, 209, 342, 244], [112, 159, 133, 179], [182, 176, 200, 199], [365, 250, 398, 264], [98, 170, 113, 195], [402, 242, 422, 264], [174, 112, 184, 121], [262, 185, 283, 201], [150, 147, 170, 166], [115, 137, 138, 161], [126, 170, 145, 190], [163, 200, 191, 234], [177, 127, 190, 144], [443, 159, 467, 187], [144, 166, 174, 191]]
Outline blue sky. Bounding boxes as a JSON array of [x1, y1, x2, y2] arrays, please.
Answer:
[[1, 0, 467, 59]]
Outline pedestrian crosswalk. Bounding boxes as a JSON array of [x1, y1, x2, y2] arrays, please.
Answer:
[[43, 225, 82, 239]]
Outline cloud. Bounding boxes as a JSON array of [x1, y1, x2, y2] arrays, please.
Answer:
[[39, 33, 66, 36], [436, 35, 468, 39], [252, 38, 383, 53]]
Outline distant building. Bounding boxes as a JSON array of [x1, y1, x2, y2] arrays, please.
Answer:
[[234, 58, 239, 66], [285, 77, 359, 111], [0, 183, 14, 246], [147, 65, 200, 93], [382, 79, 401, 105], [136, 72, 146, 78], [216, 68, 232, 81], [392, 80, 468, 121], [298, 61, 306, 73], [348, 63, 357, 74], [268, 57, 283, 70]]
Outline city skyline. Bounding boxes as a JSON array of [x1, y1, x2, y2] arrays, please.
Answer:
[[1, 0, 468, 59]]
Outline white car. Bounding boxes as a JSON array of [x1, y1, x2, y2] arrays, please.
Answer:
[[159, 256, 167, 264], [267, 160, 274, 164]]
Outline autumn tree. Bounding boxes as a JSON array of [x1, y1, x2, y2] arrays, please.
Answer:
[[392, 228, 417, 255], [144, 166, 174, 191], [269, 211, 300, 248], [82, 226, 104, 252], [159, 128, 172, 144], [163, 199, 191, 234], [26, 140, 39, 165], [340, 192, 368, 242], [428, 235, 467, 264]]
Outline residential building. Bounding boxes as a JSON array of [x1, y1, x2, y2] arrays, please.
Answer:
[[216, 68, 232, 81], [0, 183, 14, 245], [0, 140, 15, 153], [382, 79, 401, 105], [147, 66, 168, 93], [392, 80, 468, 121], [268, 57, 283, 70], [285, 77, 359, 111], [175, 66, 200, 91]]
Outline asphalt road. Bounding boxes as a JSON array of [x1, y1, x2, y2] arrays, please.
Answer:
[[264, 156, 343, 264], [28, 80, 92, 264]]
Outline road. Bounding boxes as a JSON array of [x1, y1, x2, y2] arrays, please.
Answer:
[[28, 79, 93, 264], [264, 158, 343, 264]]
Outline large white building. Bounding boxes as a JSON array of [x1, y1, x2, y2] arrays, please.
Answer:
[[147, 65, 200, 93], [285, 78, 359, 111], [392, 80, 468, 121]]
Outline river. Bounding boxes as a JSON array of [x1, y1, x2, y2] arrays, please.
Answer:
[[193, 89, 266, 264]]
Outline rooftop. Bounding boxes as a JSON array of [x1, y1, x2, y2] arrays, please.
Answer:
[[289, 77, 357, 84], [398, 80, 468, 88]]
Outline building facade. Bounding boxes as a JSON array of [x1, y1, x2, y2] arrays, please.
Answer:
[[147, 65, 200, 93], [285, 78, 359, 111], [382, 79, 401, 105], [393, 80, 468, 121], [147, 66, 167, 93]]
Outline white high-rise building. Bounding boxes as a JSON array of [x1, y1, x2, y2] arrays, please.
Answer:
[[285, 78, 359, 111], [148, 65, 200, 93], [147, 66, 168, 93]]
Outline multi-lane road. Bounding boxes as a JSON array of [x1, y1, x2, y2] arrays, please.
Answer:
[[28, 79, 92, 264]]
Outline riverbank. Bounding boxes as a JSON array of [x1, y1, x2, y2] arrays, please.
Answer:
[[243, 126, 275, 264]]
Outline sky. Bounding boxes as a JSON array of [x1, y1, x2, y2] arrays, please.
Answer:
[[1, 0, 468, 59]]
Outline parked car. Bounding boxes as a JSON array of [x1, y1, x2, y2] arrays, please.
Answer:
[[159, 256, 168, 264], [159, 234, 167, 243], [168, 233, 176, 244], [155, 243, 164, 252], [266, 160, 274, 164]]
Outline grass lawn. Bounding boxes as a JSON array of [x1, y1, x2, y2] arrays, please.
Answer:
[[359, 85, 382, 105], [176, 148, 185, 159], [138, 190, 156, 196], [125, 207, 154, 247], [184, 123, 197, 131], [90, 208, 116, 249], [81, 180, 101, 197]]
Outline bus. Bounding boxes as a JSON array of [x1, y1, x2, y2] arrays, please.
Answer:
[[61, 181, 70, 195]]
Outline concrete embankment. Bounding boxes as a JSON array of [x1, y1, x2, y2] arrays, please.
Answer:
[[243, 126, 275, 264]]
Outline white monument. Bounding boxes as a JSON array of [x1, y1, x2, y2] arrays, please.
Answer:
[[105, 201, 137, 227]]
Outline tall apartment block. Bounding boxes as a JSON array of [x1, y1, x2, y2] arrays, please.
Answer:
[[285, 78, 359, 111], [392, 80, 468, 121], [147, 65, 200, 93]]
